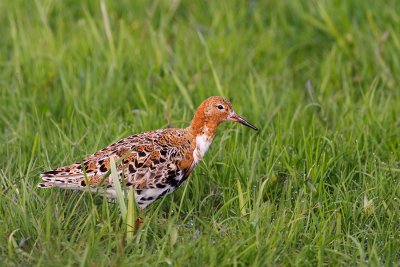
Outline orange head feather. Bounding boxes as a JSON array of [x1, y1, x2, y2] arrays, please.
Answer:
[[189, 96, 257, 137]]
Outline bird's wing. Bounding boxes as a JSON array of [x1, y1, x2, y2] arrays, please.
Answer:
[[38, 129, 195, 193]]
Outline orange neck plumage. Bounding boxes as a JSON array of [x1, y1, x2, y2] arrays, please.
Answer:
[[188, 102, 221, 138]]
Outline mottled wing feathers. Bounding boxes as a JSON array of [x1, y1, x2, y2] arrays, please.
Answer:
[[39, 129, 196, 208]]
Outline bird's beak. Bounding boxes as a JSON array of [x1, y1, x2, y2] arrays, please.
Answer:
[[228, 112, 258, 131]]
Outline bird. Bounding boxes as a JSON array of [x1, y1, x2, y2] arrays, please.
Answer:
[[38, 96, 257, 210]]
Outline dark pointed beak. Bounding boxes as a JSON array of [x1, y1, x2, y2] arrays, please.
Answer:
[[228, 113, 258, 131]]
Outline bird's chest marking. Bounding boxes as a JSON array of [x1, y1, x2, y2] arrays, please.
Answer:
[[193, 134, 213, 164]]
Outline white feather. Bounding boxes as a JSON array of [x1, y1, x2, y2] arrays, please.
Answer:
[[193, 134, 213, 164]]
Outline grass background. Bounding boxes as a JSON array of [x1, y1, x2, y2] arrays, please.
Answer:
[[1, 0, 400, 265]]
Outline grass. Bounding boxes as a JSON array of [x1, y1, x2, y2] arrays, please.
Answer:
[[1, 0, 400, 265]]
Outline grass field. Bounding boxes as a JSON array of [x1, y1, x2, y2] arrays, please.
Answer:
[[1, 0, 400, 266]]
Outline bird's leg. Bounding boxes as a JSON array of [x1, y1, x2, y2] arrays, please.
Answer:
[[134, 216, 143, 233], [134, 209, 144, 234]]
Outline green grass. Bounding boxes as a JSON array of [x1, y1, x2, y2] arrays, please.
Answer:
[[1, 0, 400, 265]]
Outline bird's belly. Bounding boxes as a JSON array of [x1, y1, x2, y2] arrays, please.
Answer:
[[134, 187, 173, 209], [104, 172, 187, 209], [135, 172, 188, 208]]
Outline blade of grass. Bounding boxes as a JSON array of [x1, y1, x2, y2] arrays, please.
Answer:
[[197, 31, 224, 96], [236, 178, 246, 217], [170, 70, 194, 111], [126, 187, 136, 241], [110, 156, 126, 219]]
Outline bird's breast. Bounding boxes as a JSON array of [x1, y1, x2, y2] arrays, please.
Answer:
[[193, 134, 213, 164]]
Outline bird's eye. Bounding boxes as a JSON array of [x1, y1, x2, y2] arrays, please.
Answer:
[[217, 105, 224, 110]]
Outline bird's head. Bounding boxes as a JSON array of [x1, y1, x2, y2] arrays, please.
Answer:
[[190, 96, 258, 135]]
